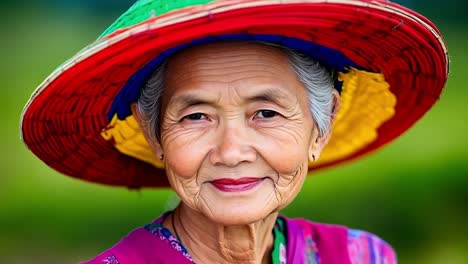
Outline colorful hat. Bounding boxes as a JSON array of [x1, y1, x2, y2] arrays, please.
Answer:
[[21, 0, 449, 188]]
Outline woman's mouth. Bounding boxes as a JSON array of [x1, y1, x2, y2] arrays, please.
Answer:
[[210, 177, 265, 192]]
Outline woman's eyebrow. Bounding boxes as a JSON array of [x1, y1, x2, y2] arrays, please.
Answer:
[[170, 88, 292, 109], [170, 94, 215, 109], [246, 89, 291, 106]]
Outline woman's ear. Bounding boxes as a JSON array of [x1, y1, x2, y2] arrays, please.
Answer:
[[308, 89, 340, 162], [130, 103, 164, 159]]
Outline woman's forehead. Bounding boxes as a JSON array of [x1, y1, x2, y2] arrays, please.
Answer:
[[163, 41, 305, 104]]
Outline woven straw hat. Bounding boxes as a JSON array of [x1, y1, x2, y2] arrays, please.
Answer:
[[21, 0, 449, 188]]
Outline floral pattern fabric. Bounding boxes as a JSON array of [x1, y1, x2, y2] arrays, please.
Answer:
[[102, 255, 119, 264], [143, 222, 193, 262]]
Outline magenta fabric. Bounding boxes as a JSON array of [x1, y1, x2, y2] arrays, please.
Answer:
[[82, 214, 396, 264], [81, 213, 192, 264], [86, 228, 191, 263], [285, 217, 351, 264]]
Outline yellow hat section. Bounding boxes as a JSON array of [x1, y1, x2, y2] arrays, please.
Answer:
[[101, 115, 165, 169], [313, 68, 396, 166], [101, 68, 396, 169]]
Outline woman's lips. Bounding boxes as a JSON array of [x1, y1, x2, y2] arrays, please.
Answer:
[[210, 177, 264, 192]]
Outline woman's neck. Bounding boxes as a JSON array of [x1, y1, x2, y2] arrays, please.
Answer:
[[164, 203, 277, 264]]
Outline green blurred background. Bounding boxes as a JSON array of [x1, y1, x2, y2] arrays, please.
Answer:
[[1, 0, 467, 263]]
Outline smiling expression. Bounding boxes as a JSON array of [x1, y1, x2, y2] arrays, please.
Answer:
[[137, 42, 329, 225]]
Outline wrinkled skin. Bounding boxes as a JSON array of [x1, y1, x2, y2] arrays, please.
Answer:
[[133, 42, 339, 263]]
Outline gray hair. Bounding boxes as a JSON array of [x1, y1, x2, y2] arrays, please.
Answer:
[[137, 43, 336, 144]]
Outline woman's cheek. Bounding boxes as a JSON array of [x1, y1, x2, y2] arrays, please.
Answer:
[[255, 120, 310, 164], [256, 132, 309, 175], [276, 163, 308, 209], [166, 149, 202, 179], [162, 126, 212, 178], [271, 150, 306, 174]]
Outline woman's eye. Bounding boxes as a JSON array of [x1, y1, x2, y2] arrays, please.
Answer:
[[256, 110, 279, 119], [183, 112, 207, 121]]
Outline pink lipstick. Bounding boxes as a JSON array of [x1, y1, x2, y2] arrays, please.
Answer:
[[211, 177, 264, 192]]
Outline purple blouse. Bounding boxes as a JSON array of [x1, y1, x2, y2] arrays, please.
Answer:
[[82, 213, 396, 264]]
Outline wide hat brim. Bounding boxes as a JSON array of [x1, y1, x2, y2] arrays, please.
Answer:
[[21, 0, 448, 188]]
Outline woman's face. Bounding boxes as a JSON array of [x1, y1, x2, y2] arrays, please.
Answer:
[[147, 42, 329, 225]]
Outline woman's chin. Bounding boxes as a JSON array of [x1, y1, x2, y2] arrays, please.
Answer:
[[198, 194, 278, 226], [206, 207, 275, 226]]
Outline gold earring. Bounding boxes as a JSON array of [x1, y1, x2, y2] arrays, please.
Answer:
[[159, 154, 164, 161]]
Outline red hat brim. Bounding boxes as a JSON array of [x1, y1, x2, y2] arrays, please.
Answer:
[[21, 1, 448, 188]]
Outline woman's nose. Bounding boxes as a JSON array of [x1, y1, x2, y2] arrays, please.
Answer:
[[209, 126, 257, 167]]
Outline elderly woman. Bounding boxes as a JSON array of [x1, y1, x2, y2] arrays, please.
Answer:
[[21, 0, 448, 263]]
